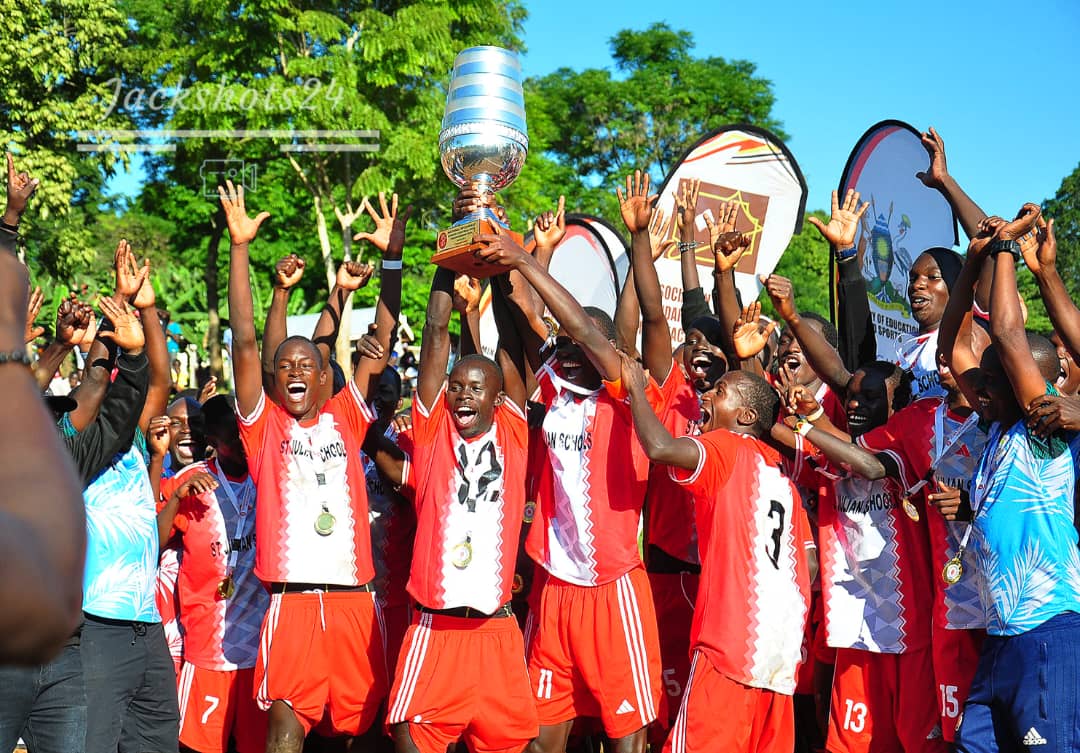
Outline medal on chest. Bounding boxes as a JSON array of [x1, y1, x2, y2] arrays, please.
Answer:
[[901, 496, 920, 522], [315, 507, 337, 536], [217, 574, 236, 600], [941, 555, 964, 586], [451, 535, 473, 570]]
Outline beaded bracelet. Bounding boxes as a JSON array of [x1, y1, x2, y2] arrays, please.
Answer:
[[0, 349, 32, 367]]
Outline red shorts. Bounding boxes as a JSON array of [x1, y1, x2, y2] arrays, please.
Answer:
[[386, 609, 538, 753], [255, 590, 387, 735], [663, 651, 793, 753], [648, 571, 697, 733], [525, 566, 663, 739], [178, 664, 267, 753], [827, 647, 947, 753], [379, 602, 412, 675], [931, 626, 984, 743]]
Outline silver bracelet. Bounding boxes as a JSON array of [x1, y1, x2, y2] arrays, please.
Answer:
[[678, 241, 697, 254]]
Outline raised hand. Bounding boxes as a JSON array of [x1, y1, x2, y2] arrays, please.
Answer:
[[534, 195, 567, 250], [274, 254, 306, 289], [616, 170, 658, 235], [808, 189, 870, 249], [995, 202, 1041, 242], [197, 376, 218, 403], [704, 212, 751, 273], [355, 323, 384, 361], [336, 260, 375, 292], [55, 296, 94, 347], [1023, 216, 1057, 277], [760, 274, 798, 323], [714, 200, 739, 234], [647, 206, 676, 261], [132, 256, 155, 309], [474, 222, 530, 269], [24, 285, 44, 343], [147, 415, 171, 457], [218, 180, 270, 246], [97, 295, 145, 353], [452, 274, 482, 314], [175, 471, 219, 499], [784, 380, 824, 419], [391, 411, 413, 436], [732, 301, 778, 360], [5, 153, 39, 222], [113, 239, 147, 302], [915, 127, 950, 190], [968, 216, 1004, 260], [353, 192, 413, 259], [618, 349, 648, 395], [673, 178, 700, 235]]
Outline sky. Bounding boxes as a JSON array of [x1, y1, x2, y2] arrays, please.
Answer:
[[516, 0, 1080, 218], [108, 0, 1080, 222]]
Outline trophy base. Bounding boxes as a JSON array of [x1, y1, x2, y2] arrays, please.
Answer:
[[433, 218, 523, 278]]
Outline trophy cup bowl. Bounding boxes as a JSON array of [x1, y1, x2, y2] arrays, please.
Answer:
[[435, 46, 528, 277]]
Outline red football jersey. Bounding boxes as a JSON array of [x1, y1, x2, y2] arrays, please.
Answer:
[[403, 385, 528, 613], [792, 441, 935, 654], [238, 384, 375, 586], [857, 398, 987, 630], [645, 365, 701, 564], [526, 364, 663, 586], [161, 459, 268, 670], [671, 430, 811, 694], [362, 425, 416, 610]]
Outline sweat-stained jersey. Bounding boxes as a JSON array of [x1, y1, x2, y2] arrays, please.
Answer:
[[238, 384, 375, 586], [162, 459, 268, 670], [671, 430, 810, 694], [403, 384, 528, 614], [526, 364, 664, 586], [859, 398, 988, 630]]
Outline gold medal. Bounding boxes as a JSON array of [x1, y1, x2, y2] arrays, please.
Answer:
[[512, 573, 524, 595], [902, 497, 920, 522], [523, 501, 536, 524], [451, 538, 473, 570], [942, 556, 964, 586], [314, 510, 336, 536], [217, 575, 235, 600]]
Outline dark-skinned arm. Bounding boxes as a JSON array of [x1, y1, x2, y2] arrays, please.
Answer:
[[417, 267, 455, 409], [1026, 218, 1080, 364], [939, 239, 990, 413], [67, 336, 115, 432], [491, 274, 528, 410], [763, 274, 852, 394], [263, 254, 305, 392], [620, 352, 700, 469], [219, 182, 270, 419]]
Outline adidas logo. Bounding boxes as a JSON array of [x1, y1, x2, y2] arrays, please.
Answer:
[[1022, 727, 1047, 746], [615, 699, 635, 715], [926, 723, 942, 740]]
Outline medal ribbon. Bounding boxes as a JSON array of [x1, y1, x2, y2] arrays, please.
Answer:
[[211, 460, 253, 577], [901, 403, 979, 501]]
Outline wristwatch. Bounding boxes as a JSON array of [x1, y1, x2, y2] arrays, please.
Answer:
[[834, 246, 857, 262], [989, 239, 1021, 260]]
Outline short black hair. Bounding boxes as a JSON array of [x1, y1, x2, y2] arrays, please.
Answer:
[[1028, 332, 1060, 383], [583, 306, 616, 341], [799, 312, 838, 350], [734, 371, 781, 437], [452, 353, 505, 392], [273, 336, 324, 369], [687, 316, 725, 349], [860, 360, 914, 412], [201, 395, 237, 435]]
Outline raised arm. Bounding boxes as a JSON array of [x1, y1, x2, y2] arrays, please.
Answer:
[[620, 351, 700, 469], [476, 226, 620, 381], [219, 180, 270, 418], [352, 192, 411, 400], [532, 195, 566, 273], [675, 180, 707, 320], [35, 296, 93, 390], [940, 222, 996, 413], [915, 128, 987, 239], [311, 261, 374, 404], [263, 254, 306, 390], [1024, 217, 1080, 364], [453, 275, 483, 357], [417, 267, 455, 408], [705, 222, 752, 359], [619, 170, 673, 381], [490, 274, 528, 409], [0, 153, 38, 256], [989, 204, 1046, 408], [122, 248, 169, 433], [763, 273, 851, 394]]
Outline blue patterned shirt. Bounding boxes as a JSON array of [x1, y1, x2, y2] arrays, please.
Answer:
[[970, 415, 1080, 636], [83, 430, 161, 622]]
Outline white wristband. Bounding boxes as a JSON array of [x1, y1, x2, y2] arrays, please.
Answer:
[[381, 259, 403, 271], [805, 405, 825, 422]]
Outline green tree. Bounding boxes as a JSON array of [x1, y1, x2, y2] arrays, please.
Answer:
[[756, 210, 831, 320], [1042, 161, 1080, 297], [521, 22, 783, 222]]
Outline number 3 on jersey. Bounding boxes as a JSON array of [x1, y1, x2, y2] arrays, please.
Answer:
[[765, 500, 785, 569]]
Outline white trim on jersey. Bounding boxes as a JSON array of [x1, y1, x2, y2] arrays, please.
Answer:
[[670, 650, 700, 753], [669, 437, 707, 486], [256, 593, 283, 711], [388, 612, 433, 724], [238, 388, 266, 426], [615, 573, 657, 728], [177, 661, 196, 732]]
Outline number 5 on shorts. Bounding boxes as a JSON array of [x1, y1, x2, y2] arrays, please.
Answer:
[[202, 695, 220, 725]]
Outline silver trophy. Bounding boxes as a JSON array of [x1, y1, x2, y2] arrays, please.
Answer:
[[435, 46, 528, 276]]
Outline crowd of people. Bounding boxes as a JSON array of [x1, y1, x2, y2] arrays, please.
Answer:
[[0, 123, 1078, 753]]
